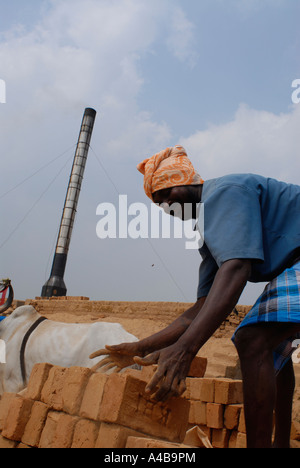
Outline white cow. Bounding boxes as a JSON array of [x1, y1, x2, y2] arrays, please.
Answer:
[[0, 305, 138, 394]]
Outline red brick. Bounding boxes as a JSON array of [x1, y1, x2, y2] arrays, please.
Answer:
[[206, 403, 224, 429], [2, 397, 34, 442], [26, 363, 53, 401], [228, 431, 238, 449], [52, 413, 78, 448], [126, 437, 191, 449], [0, 435, 18, 448], [224, 404, 243, 430], [212, 429, 230, 448], [99, 373, 190, 443], [61, 367, 92, 415], [236, 432, 247, 448], [238, 408, 246, 433], [291, 421, 300, 441], [40, 366, 67, 411], [79, 372, 108, 420], [71, 419, 100, 449], [189, 401, 206, 426], [124, 366, 156, 381], [186, 378, 203, 400], [188, 357, 207, 378], [214, 379, 243, 405], [0, 393, 19, 431], [95, 423, 147, 449], [197, 424, 211, 440], [199, 378, 215, 403], [21, 401, 50, 447], [39, 411, 61, 448]]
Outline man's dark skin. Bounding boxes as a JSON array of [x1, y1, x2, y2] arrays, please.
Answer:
[[96, 184, 300, 448]]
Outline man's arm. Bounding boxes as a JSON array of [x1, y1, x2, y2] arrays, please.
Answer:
[[138, 296, 207, 356], [89, 297, 207, 372], [178, 258, 252, 355], [138, 258, 252, 400]]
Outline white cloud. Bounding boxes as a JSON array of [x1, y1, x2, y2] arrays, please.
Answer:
[[0, 0, 200, 301], [179, 102, 300, 305], [0, 0, 199, 168], [166, 6, 199, 68], [1, 1, 297, 305], [180, 103, 300, 185]]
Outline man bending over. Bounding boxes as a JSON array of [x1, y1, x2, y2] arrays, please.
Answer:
[[93, 146, 300, 449]]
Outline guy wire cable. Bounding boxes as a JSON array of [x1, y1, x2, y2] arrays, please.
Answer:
[[0, 151, 74, 251], [0, 144, 76, 201]]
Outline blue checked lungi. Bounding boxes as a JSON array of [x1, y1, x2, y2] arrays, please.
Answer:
[[232, 261, 300, 374]]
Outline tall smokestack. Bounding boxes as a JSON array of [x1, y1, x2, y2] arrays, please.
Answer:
[[42, 108, 97, 298]]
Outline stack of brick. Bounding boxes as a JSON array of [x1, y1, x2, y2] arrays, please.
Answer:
[[0, 361, 299, 449], [0, 363, 193, 449], [185, 376, 246, 448], [185, 377, 300, 448]]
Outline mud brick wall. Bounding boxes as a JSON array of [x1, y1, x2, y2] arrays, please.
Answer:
[[27, 297, 251, 339], [0, 364, 192, 449]]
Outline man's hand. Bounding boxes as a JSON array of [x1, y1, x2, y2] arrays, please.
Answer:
[[89, 341, 143, 373], [89, 299, 206, 374], [134, 343, 195, 402]]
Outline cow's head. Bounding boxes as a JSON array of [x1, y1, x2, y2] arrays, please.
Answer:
[[0, 280, 14, 314]]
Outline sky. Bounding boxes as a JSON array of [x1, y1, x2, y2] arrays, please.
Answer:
[[0, 0, 299, 305]]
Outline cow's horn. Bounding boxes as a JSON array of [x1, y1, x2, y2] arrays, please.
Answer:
[[0, 283, 14, 314]]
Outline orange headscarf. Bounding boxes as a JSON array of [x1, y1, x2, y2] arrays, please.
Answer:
[[137, 146, 203, 201]]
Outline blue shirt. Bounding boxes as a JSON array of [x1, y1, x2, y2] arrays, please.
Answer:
[[197, 174, 300, 298]]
